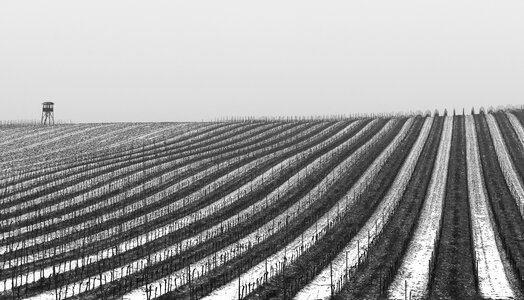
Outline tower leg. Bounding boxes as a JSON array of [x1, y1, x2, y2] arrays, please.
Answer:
[[41, 111, 54, 125]]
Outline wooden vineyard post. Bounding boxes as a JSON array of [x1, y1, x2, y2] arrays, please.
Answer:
[[238, 270, 241, 300], [283, 250, 287, 300], [265, 258, 268, 283], [345, 251, 348, 283], [357, 240, 360, 266], [330, 261, 334, 299], [188, 264, 192, 300]]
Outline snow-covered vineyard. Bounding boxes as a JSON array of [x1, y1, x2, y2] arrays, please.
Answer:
[[2, 110, 524, 300]]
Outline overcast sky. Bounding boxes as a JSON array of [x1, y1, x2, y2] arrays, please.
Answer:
[[1, 1, 523, 122]]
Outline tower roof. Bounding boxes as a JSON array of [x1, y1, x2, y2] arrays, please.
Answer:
[[42, 102, 54, 105]]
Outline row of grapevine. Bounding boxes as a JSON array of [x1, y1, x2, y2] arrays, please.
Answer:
[[3, 110, 524, 300], [61, 120, 400, 299], [0, 118, 360, 294]]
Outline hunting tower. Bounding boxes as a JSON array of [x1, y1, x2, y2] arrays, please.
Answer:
[[41, 102, 55, 125]]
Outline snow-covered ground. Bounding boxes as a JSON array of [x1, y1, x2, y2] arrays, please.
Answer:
[[465, 115, 515, 299], [2, 124, 130, 155], [0, 123, 212, 196], [2, 121, 359, 295], [85, 120, 386, 300], [0, 122, 221, 185], [0, 123, 282, 241], [198, 119, 412, 300], [507, 112, 524, 148], [294, 117, 432, 300], [0, 122, 328, 290], [0, 123, 277, 221], [0, 124, 96, 151], [486, 114, 524, 217], [388, 116, 453, 300]]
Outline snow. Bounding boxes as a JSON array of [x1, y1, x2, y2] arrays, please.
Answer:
[[507, 112, 524, 147], [200, 119, 413, 300], [465, 115, 515, 299], [388, 116, 453, 300], [0, 122, 322, 290], [486, 114, 524, 217], [294, 117, 433, 300], [8, 121, 359, 297], [0, 123, 286, 245]]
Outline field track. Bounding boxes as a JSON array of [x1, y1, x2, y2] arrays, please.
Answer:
[[2, 110, 524, 300]]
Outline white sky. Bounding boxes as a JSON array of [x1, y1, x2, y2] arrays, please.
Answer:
[[1, 1, 523, 122]]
